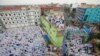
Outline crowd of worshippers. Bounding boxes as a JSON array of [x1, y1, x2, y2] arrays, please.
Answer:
[[0, 26, 48, 56], [46, 15, 64, 30], [62, 26, 95, 56]]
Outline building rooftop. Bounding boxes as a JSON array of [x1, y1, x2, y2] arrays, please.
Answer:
[[79, 3, 100, 8], [0, 5, 40, 11]]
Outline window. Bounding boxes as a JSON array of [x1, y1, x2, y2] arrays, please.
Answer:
[[11, 18, 13, 20], [3, 18, 5, 20], [5, 22, 7, 24], [8, 18, 9, 20], [83, 15, 88, 21], [9, 22, 11, 24], [12, 22, 14, 23], [23, 13, 25, 15], [15, 18, 17, 19], [13, 14, 15, 16], [25, 21, 27, 22], [20, 17, 21, 19], [24, 17, 26, 19], [9, 14, 11, 16], [5, 14, 7, 16], [1, 14, 3, 16], [35, 22, 38, 26]]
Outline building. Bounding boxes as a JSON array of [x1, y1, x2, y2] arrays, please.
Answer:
[[75, 7, 86, 20], [82, 7, 100, 23], [75, 3, 100, 23], [39, 4, 61, 12], [0, 5, 41, 28]]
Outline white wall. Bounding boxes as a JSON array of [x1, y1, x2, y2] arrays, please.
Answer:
[[0, 0, 100, 5]]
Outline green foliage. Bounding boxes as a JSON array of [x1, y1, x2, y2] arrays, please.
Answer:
[[64, 7, 70, 13]]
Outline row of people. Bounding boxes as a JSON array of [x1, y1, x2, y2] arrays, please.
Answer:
[[46, 15, 64, 30]]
